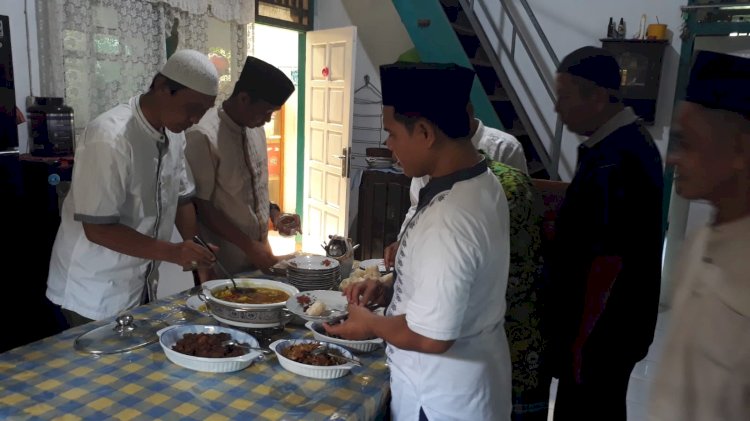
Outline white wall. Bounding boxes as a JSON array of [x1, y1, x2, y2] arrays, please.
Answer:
[[1, 0, 41, 153], [505, 0, 685, 180]]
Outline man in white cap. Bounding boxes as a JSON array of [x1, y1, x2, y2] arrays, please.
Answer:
[[46, 50, 219, 327]]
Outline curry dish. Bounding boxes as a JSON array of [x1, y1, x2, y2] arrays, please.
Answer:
[[213, 286, 290, 304]]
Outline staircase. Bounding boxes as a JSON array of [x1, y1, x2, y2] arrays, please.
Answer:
[[393, 0, 564, 180]]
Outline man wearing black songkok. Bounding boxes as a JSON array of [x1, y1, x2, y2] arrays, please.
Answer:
[[325, 62, 513, 420], [185, 56, 297, 276], [650, 50, 750, 421], [545, 46, 664, 420]]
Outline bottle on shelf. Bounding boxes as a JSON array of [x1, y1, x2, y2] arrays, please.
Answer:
[[607, 17, 616, 38], [617, 17, 626, 39]]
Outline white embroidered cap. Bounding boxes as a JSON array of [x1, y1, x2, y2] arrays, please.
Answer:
[[160, 49, 219, 96]]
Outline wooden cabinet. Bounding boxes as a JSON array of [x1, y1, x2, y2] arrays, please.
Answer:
[[600, 39, 669, 125], [355, 170, 411, 260]]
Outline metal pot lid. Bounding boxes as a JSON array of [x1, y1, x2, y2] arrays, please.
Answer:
[[74, 314, 168, 355]]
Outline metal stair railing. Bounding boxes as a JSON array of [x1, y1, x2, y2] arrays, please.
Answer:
[[460, 0, 564, 180]]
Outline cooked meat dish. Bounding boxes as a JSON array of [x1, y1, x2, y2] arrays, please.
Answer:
[[172, 332, 247, 358], [281, 343, 344, 366]]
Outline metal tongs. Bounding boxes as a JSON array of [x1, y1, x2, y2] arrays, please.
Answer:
[[192, 235, 254, 293]]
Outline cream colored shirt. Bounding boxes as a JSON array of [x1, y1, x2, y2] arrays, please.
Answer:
[[649, 214, 750, 421], [185, 107, 269, 274]]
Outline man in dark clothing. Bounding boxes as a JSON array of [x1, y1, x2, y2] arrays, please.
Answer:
[[546, 46, 664, 420]]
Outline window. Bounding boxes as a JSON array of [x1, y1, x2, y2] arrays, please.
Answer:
[[256, 0, 313, 31]]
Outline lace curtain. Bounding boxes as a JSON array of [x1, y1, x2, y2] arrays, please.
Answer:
[[36, 0, 250, 130]]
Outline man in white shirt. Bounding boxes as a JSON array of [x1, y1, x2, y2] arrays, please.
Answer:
[[325, 62, 512, 420], [649, 50, 750, 421], [470, 105, 528, 174], [385, 107, 527, 262], [46, 50, 218, 326], [185, 57, 297, 275]]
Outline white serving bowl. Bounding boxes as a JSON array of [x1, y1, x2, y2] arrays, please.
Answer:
[[158, 324, 261, 373], [202, 278, 299, 309], [269, 339, 358, 379], [304, 321, 383, 353], [200, 278, 299, 328]]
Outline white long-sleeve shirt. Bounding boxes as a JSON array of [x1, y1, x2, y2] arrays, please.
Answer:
[[649, 214, 750, 421]]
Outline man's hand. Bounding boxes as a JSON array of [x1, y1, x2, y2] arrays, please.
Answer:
[[343, 277, 390, 308], [383, 241, 399, 269], [273, 213, 301, 237], [245, 240, 278, 270], [174, 240, 215, 270], [323, 304, 377, 340]]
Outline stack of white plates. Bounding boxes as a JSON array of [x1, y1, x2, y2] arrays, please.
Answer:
[[365, 157, 394, 169], [286, 255, 341, 291]]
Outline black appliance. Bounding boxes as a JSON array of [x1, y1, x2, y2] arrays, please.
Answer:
[[0, 14, 18, 151], [0, 15, 69, 351], [28, 97, 75, 157]]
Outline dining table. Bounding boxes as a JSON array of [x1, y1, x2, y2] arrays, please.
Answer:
[[0, 285, 391, 420]]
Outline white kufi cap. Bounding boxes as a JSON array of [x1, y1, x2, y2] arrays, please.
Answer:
[[159, 49, 219, 96]]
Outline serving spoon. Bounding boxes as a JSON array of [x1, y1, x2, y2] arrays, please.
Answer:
[[310, 345, 361, 366], [221, 340, 273, 355], [193, 235, 255, 294]]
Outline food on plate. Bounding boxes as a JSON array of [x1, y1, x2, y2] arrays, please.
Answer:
[[213, 286, 289, 304], [172, 332, 247, 358], [305, 300, 327, 316], [281, 343, 345, 366], [296, 294, 329, 316], [322, 258, 332, 267], [339, 265, 392, 289], [296, 294, 313, 311]]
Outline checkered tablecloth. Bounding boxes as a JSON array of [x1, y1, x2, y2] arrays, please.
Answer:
[[0, 292, 390, 420]]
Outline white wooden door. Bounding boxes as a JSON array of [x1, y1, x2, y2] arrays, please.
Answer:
[[303, 26, 357, 253]]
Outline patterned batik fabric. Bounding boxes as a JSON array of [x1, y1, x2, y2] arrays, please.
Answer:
[[485, 153, 550, 418]]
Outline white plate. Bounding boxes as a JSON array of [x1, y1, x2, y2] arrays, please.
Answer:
[[287, 255, 340, 271], [186, 295, 208, 313], [305, 321, 383, 353], [359, 258, 387, 273], [286, 290, 348, 322], [158, 324, 261, 373]]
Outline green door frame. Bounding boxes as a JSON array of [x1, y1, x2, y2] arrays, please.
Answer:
[[662, 9, 750, 236], [296, 31, 306, 217]]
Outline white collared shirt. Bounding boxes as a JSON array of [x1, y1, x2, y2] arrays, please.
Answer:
[[649, 215, 750, 421], [581, 107, 639, 149], [472, 118, 528, 174], [184, 107, 270, 274], [387, 169, 512, 420], [47, 96, 195, 320], [399, 121, 527, 237]]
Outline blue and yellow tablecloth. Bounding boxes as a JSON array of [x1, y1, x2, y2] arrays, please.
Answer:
[[0, 292, 390, 420]]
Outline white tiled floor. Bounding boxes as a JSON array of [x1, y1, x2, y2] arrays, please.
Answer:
[[547, 306, 671, 421]]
